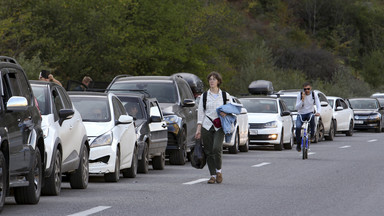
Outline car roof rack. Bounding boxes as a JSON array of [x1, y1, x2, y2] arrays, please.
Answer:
[[0, 56, 19, 64]]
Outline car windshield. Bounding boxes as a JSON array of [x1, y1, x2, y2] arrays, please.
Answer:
[[328, 99, 334, 108], [239, 98, 278, 113], [70, 97, 111, 122], [117, 97, 144, 120], [109, 82, 178, 103], [349, 99, 378, 109], [31, 85, 50, 115], [280, 96, 297, 112]]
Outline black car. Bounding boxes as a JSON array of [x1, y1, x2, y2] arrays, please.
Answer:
[[348, 98, 384, 132], [0, 56, 45, 210], [106, 75, 197, 165], [115, 93, 168, 172]]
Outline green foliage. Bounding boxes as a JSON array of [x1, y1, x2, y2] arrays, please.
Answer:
[[16, 52, 47, 80], [361, 50, 384, 89]]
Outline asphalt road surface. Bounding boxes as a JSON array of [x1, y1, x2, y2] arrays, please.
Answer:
[[3, 131, 384, 216]]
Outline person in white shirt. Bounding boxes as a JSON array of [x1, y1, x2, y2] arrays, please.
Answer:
[[195, 71, 231, 184], [295, 82, 321, 152]]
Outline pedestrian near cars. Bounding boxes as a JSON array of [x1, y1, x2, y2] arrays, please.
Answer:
[[39, 70, 63, 87], [195, 71, 231, 184], [74, 76, 93, 91], [295, 82, 321, 152]]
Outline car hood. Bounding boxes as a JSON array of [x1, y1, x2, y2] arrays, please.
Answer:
[[159, 103, 179, 115], [83, 122, 113, 137], [353, 110, 378, 115], [248, 113, 279, 123]]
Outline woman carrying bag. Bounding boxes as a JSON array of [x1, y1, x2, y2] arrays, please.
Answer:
[[195, 71, 231, 184]]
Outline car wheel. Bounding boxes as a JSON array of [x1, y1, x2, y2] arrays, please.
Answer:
[[239, 136, 249, 152], [169, 128, 187, 165], [14, 148, 42, 204], [105, 148, 120, 182], [69, 145, 89, 189], [345, 120, 353, 136], [152, 152, 165, 170], [314, 120, 324, 143], [0, 151, 7, 212], [284, 129, 294, 150], [137, 142, 149, 174], [375, 121, 382, 133], [228, 130, 239, 154], [123, 146, 138, 178], [42, 150, 62, 196], [274, 130, 283, 151], [325, 120, 335, 141]]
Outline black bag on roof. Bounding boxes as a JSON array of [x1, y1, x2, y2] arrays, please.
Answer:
[[248, 80, 274, 95], [173, 72, 204, 96]]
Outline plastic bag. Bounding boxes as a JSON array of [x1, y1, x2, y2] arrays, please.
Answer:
[[191, 139, 206, 169]]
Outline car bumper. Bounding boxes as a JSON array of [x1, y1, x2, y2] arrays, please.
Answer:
[[248, 128, 281, 145], [354, 119, 380, 129], [89, 145, 117, 174]]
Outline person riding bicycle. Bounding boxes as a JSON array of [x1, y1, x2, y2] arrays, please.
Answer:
[[295, 82, 321, 152]]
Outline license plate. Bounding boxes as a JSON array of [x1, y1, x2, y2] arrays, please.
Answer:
[[355, 120, 363, 124], [250, 129, 258, 135]]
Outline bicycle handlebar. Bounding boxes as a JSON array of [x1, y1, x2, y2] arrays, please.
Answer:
[[298, 113, 314, 122]]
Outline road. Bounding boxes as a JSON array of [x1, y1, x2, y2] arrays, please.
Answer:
[[3, 131, 384, 216]]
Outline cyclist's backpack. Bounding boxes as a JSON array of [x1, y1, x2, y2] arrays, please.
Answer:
[[202, 90, 227, 110], [299, 91, 315, 105]]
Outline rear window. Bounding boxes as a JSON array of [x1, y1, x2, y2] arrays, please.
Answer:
[[70, 97, 111, 122], [109, 82, 178, 103], [239, 98, 278, 113]]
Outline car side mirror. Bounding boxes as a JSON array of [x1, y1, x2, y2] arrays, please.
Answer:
[[58, 109, 74, 126], [116, 115, 133, 125], [150, 115, 162, 123], [336, 106, 343, 111], [182, 99, 195, 107], [282, 111, 291, 116], [6, 96, 28, 111], [320, 101, 329, 107]]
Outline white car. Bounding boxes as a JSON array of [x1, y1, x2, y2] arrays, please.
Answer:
[[222, 97, 249, 153], [327, 96, 354, 136], [239, 96, 294, 150], [277, 90, 335, 142], [69, 92, 138, 182], [31, 81, 89, 196]]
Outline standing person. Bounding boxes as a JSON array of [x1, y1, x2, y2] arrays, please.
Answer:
[[39, 70, 62, 86], [195, 71, 231, 184], [74, 76, 93, 91], [295, 82, 321, 152]]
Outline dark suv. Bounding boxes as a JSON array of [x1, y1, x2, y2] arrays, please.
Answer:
[[106, 75, 197, 165], [115, 93, 168, 172], [0, 56, 45, 210]]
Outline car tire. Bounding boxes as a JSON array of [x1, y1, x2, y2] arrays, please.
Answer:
[[325, 120, 335, 141], [42, 150, 62, 196], [239, 136, 249, 152], [137, 142, 149, 174], [314, 120, 324, 143], [375, 121, 382, 133], [228, 130, 239, 154], [69, 145, 89, 189], [0, 151, 7, 212], [345, 120, 353, 136], [169, 128, 187, 165], [123, 146, 138, 178], [274, 130, 283, 151], [14, 148, 42, 204], [284, 129, 294, 150], [152, 152, 165, 170], [105, 148, 120, 182]]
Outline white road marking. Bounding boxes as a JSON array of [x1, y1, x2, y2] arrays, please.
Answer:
[[183, 178, 210, 185], [368, 139, 378, 143], [252, 162, 271, 168], [339, 145, 351, 149], [308, 152, 316, 155], [68, 206, 111, 216]]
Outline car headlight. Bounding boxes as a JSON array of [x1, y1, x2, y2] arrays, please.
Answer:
[[264, 121, 278, 128], [369, 113, 381, 120], [42, 125, 49, 138], [91, 131, 113, 148]]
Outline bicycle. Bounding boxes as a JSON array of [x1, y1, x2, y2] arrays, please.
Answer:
[[298, 113, 314, 160]]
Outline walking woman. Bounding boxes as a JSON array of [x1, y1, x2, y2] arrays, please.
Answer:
[[195, 71, 231, 184]]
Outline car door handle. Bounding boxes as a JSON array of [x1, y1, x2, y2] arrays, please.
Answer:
[[69, 125, 73, 130]]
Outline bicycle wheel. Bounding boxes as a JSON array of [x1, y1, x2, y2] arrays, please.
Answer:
[[302, 137, 306, 160]]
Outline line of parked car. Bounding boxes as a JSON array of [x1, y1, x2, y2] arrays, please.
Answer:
[[1, 55, 383, 212]]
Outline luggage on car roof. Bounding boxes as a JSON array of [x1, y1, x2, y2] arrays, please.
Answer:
[[173, 72, 204, 95], [248, 80, 274, 95]]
